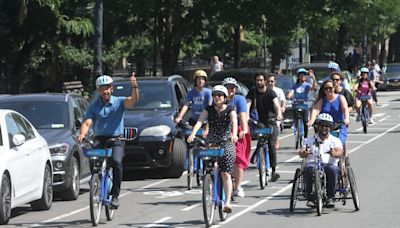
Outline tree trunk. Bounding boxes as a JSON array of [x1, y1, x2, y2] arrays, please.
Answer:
[[233, 24, 241, 68], [335, 24, 346, 68]]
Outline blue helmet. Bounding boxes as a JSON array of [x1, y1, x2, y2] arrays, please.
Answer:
[[360, 67, 369, 73], [297, 68, 308, 75], [328, 61, 341, 72]]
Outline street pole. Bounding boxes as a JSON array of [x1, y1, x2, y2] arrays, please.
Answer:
[[93, 0, 103, 80]]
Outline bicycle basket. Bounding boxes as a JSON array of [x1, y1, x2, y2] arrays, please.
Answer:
[[83, 149, 113, 157], [359, 95, 371, 101], [194, 148, 225, 158]]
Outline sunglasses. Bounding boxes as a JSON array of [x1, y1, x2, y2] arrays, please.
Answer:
[[331, 78, 341, 81], [212, 93, 225, 97], [324, 87, 334, 91], [225, 85, 236, 89]]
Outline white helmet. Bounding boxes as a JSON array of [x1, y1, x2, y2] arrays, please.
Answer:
[[212, 85, 228, 97], [222, 77, 238, 87], [95, 75, 113, 88], [316, 113, 334, 126]]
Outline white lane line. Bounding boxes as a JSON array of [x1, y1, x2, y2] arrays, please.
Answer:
[[181, 203, 201, 211], [346, 141, 365, 143], [275, 170, 295, 174], [41, 179, 170, 223], [213, 123, 400, 228], [241, 180, 251, 185], [379, 115, 390, 122], [251, 133, 294, 150], [373, 113, 386, 117], [348, 133, 379, 136], [232, 204, 251, 208], [284, 155, 300, 163], [144, 216, 172, 227]]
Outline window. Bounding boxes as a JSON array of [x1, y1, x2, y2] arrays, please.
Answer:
[[0, 126, 3, 146], [5, 113, 36, 147]]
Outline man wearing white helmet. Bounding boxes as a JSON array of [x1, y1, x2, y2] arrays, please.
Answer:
[[187, 85, 238, 213], [78, 74, 139, 208], [299, 113, 343, 208], [175, 69, 212, 126], [223, 77, 250, 197]]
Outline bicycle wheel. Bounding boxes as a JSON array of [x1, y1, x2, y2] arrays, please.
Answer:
[[196, 158, 203, 187], [258, 146, 267, 189], [347, 167, 360, 211], [314, 170, 322, 216], [187, 148, 194, 190], [289, 168, 302, 212], [105, 169, 115, 221], [202, 173, 215, 227], [89, 173, 102, 226], [295, 118, 302, 149], [218, 174, 228, 221], [361, 105, 368, 134]]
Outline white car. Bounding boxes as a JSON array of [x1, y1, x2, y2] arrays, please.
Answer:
[[0, 109, 53, 225]]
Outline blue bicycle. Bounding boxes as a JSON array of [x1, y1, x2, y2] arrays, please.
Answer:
[[250, 119, 273, 189], [193, 139, 227, 227], [293, 99, 309, 149], [83, 138, 121, 226]]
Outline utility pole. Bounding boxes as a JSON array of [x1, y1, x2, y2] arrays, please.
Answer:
[[93, 0, 103, 81]]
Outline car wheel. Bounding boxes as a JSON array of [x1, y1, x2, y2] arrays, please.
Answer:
[[165, 138, 186, 178], [60, 156, 80, 200], [0, 174, 11, 225], [31, 164, 53, 210]]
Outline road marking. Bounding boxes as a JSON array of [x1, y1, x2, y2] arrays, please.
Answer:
[[379, 115, 390, 122], [214, 123, 400, 227], [346, 141, 365, 143], [373, 113, 386, 117], [40, 179, 170, 224], [181, 203, 201, 211], [232, 204, 251, 208], [144, 216, 171, 227], [348, 133, 379, 136], [275, 170, 295, 174], [251, 133, 294, 150]]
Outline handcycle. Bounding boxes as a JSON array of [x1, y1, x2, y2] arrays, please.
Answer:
[[289, 126, 360, 215], [192, 138, 228, 227], [180, 120, 205, 190], [359, 95, 371, 134], [249, 118, 273, 189], [292, 99, 310, 149], [82, 137, 124, 226]]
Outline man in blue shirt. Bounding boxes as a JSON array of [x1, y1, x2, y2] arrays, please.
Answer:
[[78, 74, 139, 208]]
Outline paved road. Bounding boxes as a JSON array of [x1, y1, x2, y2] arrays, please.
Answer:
[[5, 91, 400, 228]]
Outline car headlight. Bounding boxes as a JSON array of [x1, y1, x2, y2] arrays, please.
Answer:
[[140, 125, 171, 137], [49, 143, 70, 155]]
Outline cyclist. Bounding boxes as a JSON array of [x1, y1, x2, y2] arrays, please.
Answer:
[[331, 72, 354, 114], [175, 70, 212, 126], [354, 67, 375, 124], [187, 85, 238, 213], [247, 72, 283, 182], [222, 77, 250, 197], [326, 61, 351, 91], [299, 113, 343, 208], [308, 79, 350, 148], [78, 74, 139, 208], [288, 68, 317, 139]]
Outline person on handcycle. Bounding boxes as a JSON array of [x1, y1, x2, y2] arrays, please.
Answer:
[[299, 113, 343, 208], [353, 67, 376, 124], [288, 68, 317, 139], [78, 74, 139, 209], [187, 85, 238, 213]]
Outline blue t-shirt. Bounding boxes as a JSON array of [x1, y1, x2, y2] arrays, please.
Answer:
[[227, 95, 247, 123], [85, 95, 126, 136], [291, 82, 312, 101], [185, 87, 212, 121], [321, 95, 347, 145]]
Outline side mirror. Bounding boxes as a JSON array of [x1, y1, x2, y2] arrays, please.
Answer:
[[12, 134, 26, 147]]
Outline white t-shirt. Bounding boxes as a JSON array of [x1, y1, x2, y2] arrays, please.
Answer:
[[303, 134, 343, 166], [211, 61, 223, 74], [273, 86, 286, 105]]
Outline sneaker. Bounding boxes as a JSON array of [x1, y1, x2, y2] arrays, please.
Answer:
[[271, 172, 280, 182], [325, 198, 335, 208], [223, 205, 232, 213], [111, 195, 119, 209], [236, 188, 245, 198], [306, 201, 315, 207], [369, 118, 375, 124], [356, 115, 360, 122]]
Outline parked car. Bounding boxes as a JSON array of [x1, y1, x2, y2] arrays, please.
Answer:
[[101, 75, 191, 178], [381, 63, 400, 90], [0, 109, 53, 224], [276, 74, 296, 127], [0, 93, 92, 200], [207, 80, 249, 96]]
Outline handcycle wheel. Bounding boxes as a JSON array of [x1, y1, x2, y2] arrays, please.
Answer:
[[202, 173, 215, 227], [314, 170, 322, 216], [289, 168, 302, 212], [105, 169, 115, 221], [89, 173, 102, 226], [218, 174, 228, 221], [347, 167, 360, 211], [258, 146, 267, 189], [187, 148, 194, 190]]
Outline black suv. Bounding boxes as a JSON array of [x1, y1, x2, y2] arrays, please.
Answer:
[[0, 93, 92, 200], [109, 75, 191, 178]]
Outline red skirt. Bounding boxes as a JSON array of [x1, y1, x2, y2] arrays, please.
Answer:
[[235, 125, 252, 170]]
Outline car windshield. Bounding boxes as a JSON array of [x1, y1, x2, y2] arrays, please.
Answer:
[[276, 76, 294, 95], [0, 101, 68, 129], [385, 65, 400, 74], [113, 82, 173, 110]]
